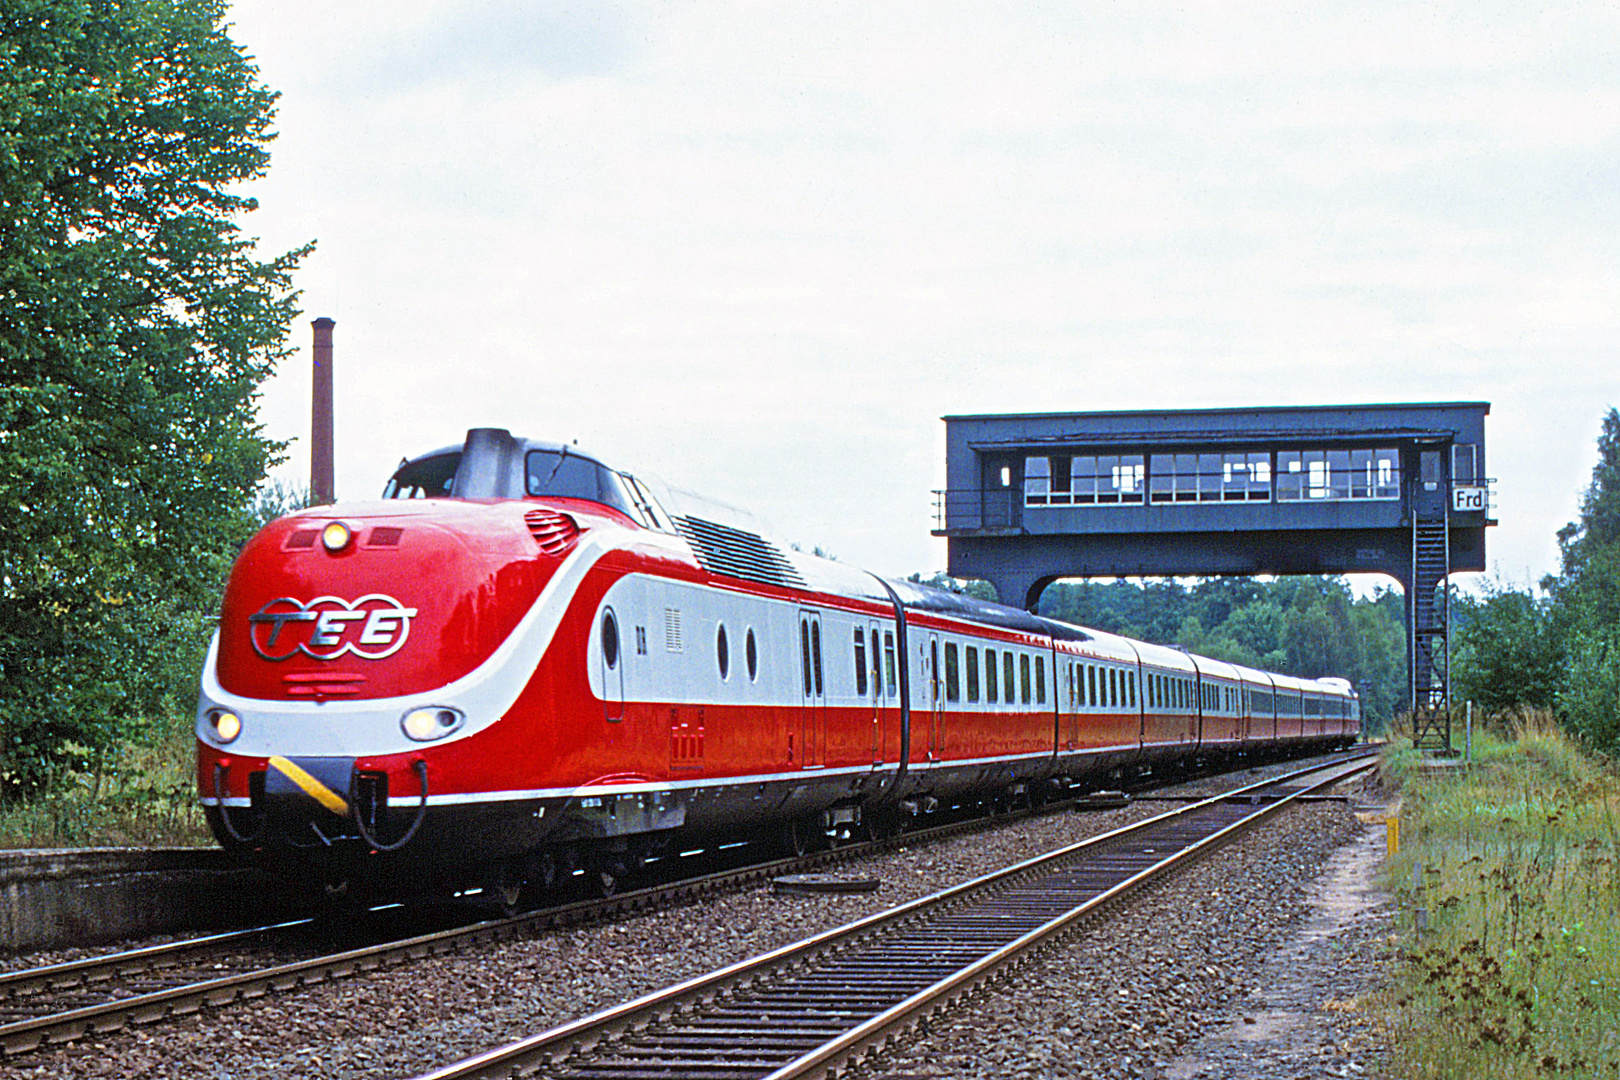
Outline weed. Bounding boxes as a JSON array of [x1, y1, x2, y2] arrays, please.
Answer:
[[1375, 711, 1620, 1077]]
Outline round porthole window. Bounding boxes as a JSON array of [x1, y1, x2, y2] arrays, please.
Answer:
[[601, 609, 619, 669], [746, 628, 758, 681], [717, 623, 730, 680]]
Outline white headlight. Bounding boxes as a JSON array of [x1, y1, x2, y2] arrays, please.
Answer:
[[321, 520, 354, 552], [402, 706, 464, 742], [209, 710, 242, 743]]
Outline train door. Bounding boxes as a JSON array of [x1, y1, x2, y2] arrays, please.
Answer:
[[869, 623, 886, 765], [1060, 658, 1076, 751], [599, 607, 624, 722], [797, 611, 825, 767], [928, 634, 942, 760], [1049, 646, 1062, 756]]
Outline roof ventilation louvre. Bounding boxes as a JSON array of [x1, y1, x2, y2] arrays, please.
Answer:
[[366, 526, 404, 547], [674, 516, 807, 589], [525, 509, 580, 555], [284, 529, 318, 550]]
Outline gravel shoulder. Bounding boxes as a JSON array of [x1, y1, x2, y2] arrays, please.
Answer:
[[2, 757, 1392, 1079], [846, 774, 1395, 1080]]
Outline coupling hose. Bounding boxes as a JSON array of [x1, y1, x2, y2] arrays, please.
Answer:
[[212, 762, 264, 844], [352, 760, 430, 852]]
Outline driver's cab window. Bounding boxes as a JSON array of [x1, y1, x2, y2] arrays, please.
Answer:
[[383, 452, 460, 498]]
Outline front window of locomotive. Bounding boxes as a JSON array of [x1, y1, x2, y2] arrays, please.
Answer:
[[383, 451, 461, 498], [524, 449, 642, 518]]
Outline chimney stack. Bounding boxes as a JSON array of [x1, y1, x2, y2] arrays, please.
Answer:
[[311, 317, 335, 505]]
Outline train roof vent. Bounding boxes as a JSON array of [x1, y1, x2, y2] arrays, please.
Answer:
[[675, 516, 807, 589], [284, 529, 318, 550], [366, 526, 404, 547], [524, 508, 580, 555]]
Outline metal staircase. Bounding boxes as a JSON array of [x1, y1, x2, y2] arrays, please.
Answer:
[[1409, 516, 1452, 750]]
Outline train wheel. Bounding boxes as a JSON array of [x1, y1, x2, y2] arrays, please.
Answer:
[[782, 815, 827, 857], [485, 860, 529, 916], [866, 810, 905, 841], [782, 818, 810, 857]]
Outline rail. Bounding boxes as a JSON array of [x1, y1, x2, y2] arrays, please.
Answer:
[[411, 749, 1379, 1080], [0, 775, 1104, 1057]]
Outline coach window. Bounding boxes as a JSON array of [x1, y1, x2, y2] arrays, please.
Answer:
[[1035, 656, 1046, 705], [985, 649, 999, 702], [716, 624, 730, 681], [1020, 654, 1031, 705], [746, 628, 758, 681], [1003, 652, 1016, 705], [884, 631, 897, 696], [966, 645, 980, 702], [869, 629, 881, 697], [1088, 665, 1097, 708], [810, 621, 823, 696], [799, 620, 813, 695], [853, 628, 868, 697], [1128, 671, 1136, 708], [601, 609, 620, 669], [945, 642, 960, 702]]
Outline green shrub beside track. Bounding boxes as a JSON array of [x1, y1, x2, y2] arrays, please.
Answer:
[[1378, 716, 1620, 1078]]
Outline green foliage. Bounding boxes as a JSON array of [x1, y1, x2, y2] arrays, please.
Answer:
[[0, 0, 306, 797], [1452, 584, 1562, 715], [1377, 721, 1620, 1078], [1422, 408, 1620, 752]]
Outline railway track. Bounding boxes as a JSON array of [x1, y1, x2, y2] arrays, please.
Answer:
[[0, 748, 1371, 1060], [412, 750, 1378, 1080], [0, 765, 1139, 1058]]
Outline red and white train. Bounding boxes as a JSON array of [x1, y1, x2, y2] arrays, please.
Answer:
[[197, 428, 1359, 898]]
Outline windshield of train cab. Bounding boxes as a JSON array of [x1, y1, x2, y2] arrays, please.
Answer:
[[525, 450, 636, 516], [383, 452, 460, 498]]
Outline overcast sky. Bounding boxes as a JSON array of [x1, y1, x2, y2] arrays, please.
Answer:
[[224, 1, 1618, 595]]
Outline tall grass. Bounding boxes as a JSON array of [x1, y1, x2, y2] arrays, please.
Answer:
[[1378, 712, 1620, 1077], [0, 719, 210, 849]]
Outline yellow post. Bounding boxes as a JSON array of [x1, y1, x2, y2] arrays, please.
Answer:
[[1387, 816, 1400, 855]]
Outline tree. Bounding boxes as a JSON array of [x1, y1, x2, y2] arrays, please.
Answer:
[[1544, 409, 1620, 750], [0, 0, 306, 795], [1450, 584, 1560, 715]]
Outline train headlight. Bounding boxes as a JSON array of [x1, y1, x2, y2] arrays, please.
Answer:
[[208, 709, 242, 744], [321, 520, 354, 552], [402, 706, 464, 742]]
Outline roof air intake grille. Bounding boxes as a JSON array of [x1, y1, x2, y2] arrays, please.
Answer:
[[525, 509, 580, 555], [675, 516, 807, 590]]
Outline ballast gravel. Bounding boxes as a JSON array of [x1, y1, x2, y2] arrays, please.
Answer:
[[2, 758, 1394, 1079]]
